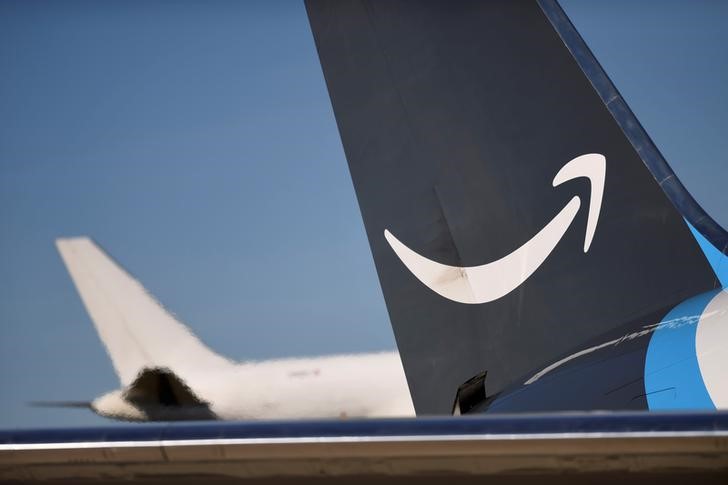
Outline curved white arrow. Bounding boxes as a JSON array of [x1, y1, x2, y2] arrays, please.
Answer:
[[384, 153, 606, 305]]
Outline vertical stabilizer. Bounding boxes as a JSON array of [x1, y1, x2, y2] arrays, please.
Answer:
[[306, 0, 724, 414], [56, 238, 232, 386]]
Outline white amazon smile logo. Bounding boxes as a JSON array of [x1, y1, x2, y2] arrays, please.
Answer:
[[384, 153, 606, 305]]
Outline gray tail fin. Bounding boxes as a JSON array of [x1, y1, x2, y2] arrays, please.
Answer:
[[306, 0, 727, 414]]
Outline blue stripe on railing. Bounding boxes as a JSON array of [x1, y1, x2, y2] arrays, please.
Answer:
[[2, 411, 728, 445]]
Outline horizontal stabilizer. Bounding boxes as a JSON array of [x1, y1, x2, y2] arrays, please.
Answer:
[[124, 367, 209, 407], [28, 401, 92, 409]]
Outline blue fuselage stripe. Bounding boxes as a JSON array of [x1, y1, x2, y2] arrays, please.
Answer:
[[644, 290, 718, 410]]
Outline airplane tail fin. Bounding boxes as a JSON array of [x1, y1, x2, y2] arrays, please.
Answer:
[[56, 237, 233, 387], [306, 0, 727, 414]]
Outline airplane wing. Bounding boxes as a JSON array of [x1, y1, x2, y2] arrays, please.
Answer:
[[2, 412, 727, 483]]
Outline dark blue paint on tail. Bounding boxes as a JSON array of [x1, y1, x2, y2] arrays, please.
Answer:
[[539, 0, 728, 260]]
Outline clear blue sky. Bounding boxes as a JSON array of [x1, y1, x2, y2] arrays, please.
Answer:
[[1, 0, 726, 429]]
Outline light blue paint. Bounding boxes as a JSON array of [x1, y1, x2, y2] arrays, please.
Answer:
[[687, 222, 728, 289], [644, 290, 718, 410]]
